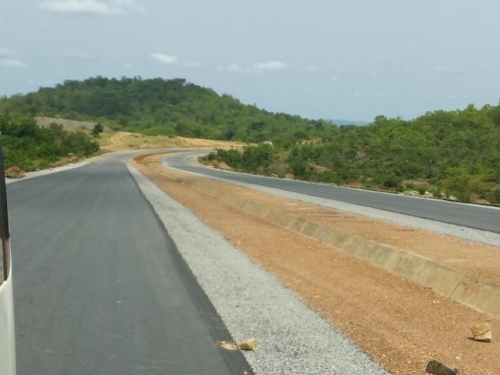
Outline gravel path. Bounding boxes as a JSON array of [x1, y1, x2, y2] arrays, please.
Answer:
[[128, 164, 389, 375]]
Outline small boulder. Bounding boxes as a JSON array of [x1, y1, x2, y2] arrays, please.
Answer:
[[471, 323, 492, 342], [219, 341, 239, 351], [239, 338, 257, 351], [404, 190, 420, 197], [5, 166, 25, 179], [426, 360, 460, 375]]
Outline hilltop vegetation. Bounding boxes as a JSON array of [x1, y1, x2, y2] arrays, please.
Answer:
[[0, 76, 325, 145], [0, 76, 499, 203], [204, 105, 500, 204]]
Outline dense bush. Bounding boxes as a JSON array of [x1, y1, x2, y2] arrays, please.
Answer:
[[205, 105, 500, 204], [0, 116, 99, 171]]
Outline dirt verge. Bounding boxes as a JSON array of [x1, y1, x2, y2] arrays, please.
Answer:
[[133, 153, 500, 375], [100, 132, 245, 152]]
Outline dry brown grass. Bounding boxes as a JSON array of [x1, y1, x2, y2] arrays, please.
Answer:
[[99, 131, 245, 151]]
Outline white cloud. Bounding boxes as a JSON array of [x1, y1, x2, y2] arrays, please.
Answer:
[[0, 47, 26, 67], [151, 53, 179, 64], [216, 63, 243, 72], [122, 62, 133, 68], [305, 65, 319, 72], [110, 0, 145, 13], [344, 91, 362, 98], [216, 60, 288, 73], [38, 0, 144, 16], [333, 65, 349, 74], [434, 65, 463, 75], [63, 51, 91, 60], [253, 61, 288, 71], [151, 53, 200, 68], [184, 61, 201, 68], [0, 58, 26, 68], [47, 50, 91, 60], [227, 63, 242, 72], [39, 0, 116, 15], [0, 46, 14, 57]]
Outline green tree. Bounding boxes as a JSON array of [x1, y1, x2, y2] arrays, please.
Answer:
[[92, 123, 104, 136]]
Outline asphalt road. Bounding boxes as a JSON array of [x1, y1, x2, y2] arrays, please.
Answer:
[[8, 152, 252, 375], [164, 152, 500, 234]]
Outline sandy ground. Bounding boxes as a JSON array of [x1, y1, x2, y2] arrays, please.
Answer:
[[35, 116, 98, 130], [134, 153, 500, 375], [100, 131, 245, 152], [6, 132, 243, 184]]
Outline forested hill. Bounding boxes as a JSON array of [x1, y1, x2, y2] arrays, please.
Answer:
[[205, 106, 500, 204], [1, 76, 499, 204], [0, 76, 326, 144]]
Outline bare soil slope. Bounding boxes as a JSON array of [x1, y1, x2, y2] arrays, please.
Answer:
[[100, 131, 245, 151], [35, 116, 98, 130]]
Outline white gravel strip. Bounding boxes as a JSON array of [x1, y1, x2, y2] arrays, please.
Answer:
[[163, 156, 500, 247], [128, 163, 389, 375], [5, 160, 90, 184]]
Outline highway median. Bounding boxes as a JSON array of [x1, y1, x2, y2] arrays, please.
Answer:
[[132, 152, 500, 375]]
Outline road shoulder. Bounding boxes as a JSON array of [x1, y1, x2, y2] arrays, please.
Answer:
[[133, 154, 500, 375]]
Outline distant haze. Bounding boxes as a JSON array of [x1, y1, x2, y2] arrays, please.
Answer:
[[330, 120, 369, 126]]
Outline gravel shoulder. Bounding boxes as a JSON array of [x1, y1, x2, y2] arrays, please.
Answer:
[[133, 154, 500, 375], [127, 162, 388, 375]]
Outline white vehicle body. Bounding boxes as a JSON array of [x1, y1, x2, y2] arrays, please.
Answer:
[[0, 256, 15, 375], [0, 134, 16, 375]]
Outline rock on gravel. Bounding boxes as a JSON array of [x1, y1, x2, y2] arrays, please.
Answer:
[[128, 164, 389, 375], [5, 166, 26, 179], [239, 338, 257, 351], [425, 360, 460, 375], [471, 323, 492, 342]]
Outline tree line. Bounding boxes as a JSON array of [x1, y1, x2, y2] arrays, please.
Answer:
[[0, 76, 325, 144], [0, 115, 99, 171], [0, 76, 498, 203], [204, 105, 500, 204]]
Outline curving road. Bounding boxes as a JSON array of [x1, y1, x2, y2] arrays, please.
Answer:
[[8, 151, 252, 375], [163, 151, 500, 234]]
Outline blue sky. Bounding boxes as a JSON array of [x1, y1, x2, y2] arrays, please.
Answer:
[[1, 0, 499, 121]]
